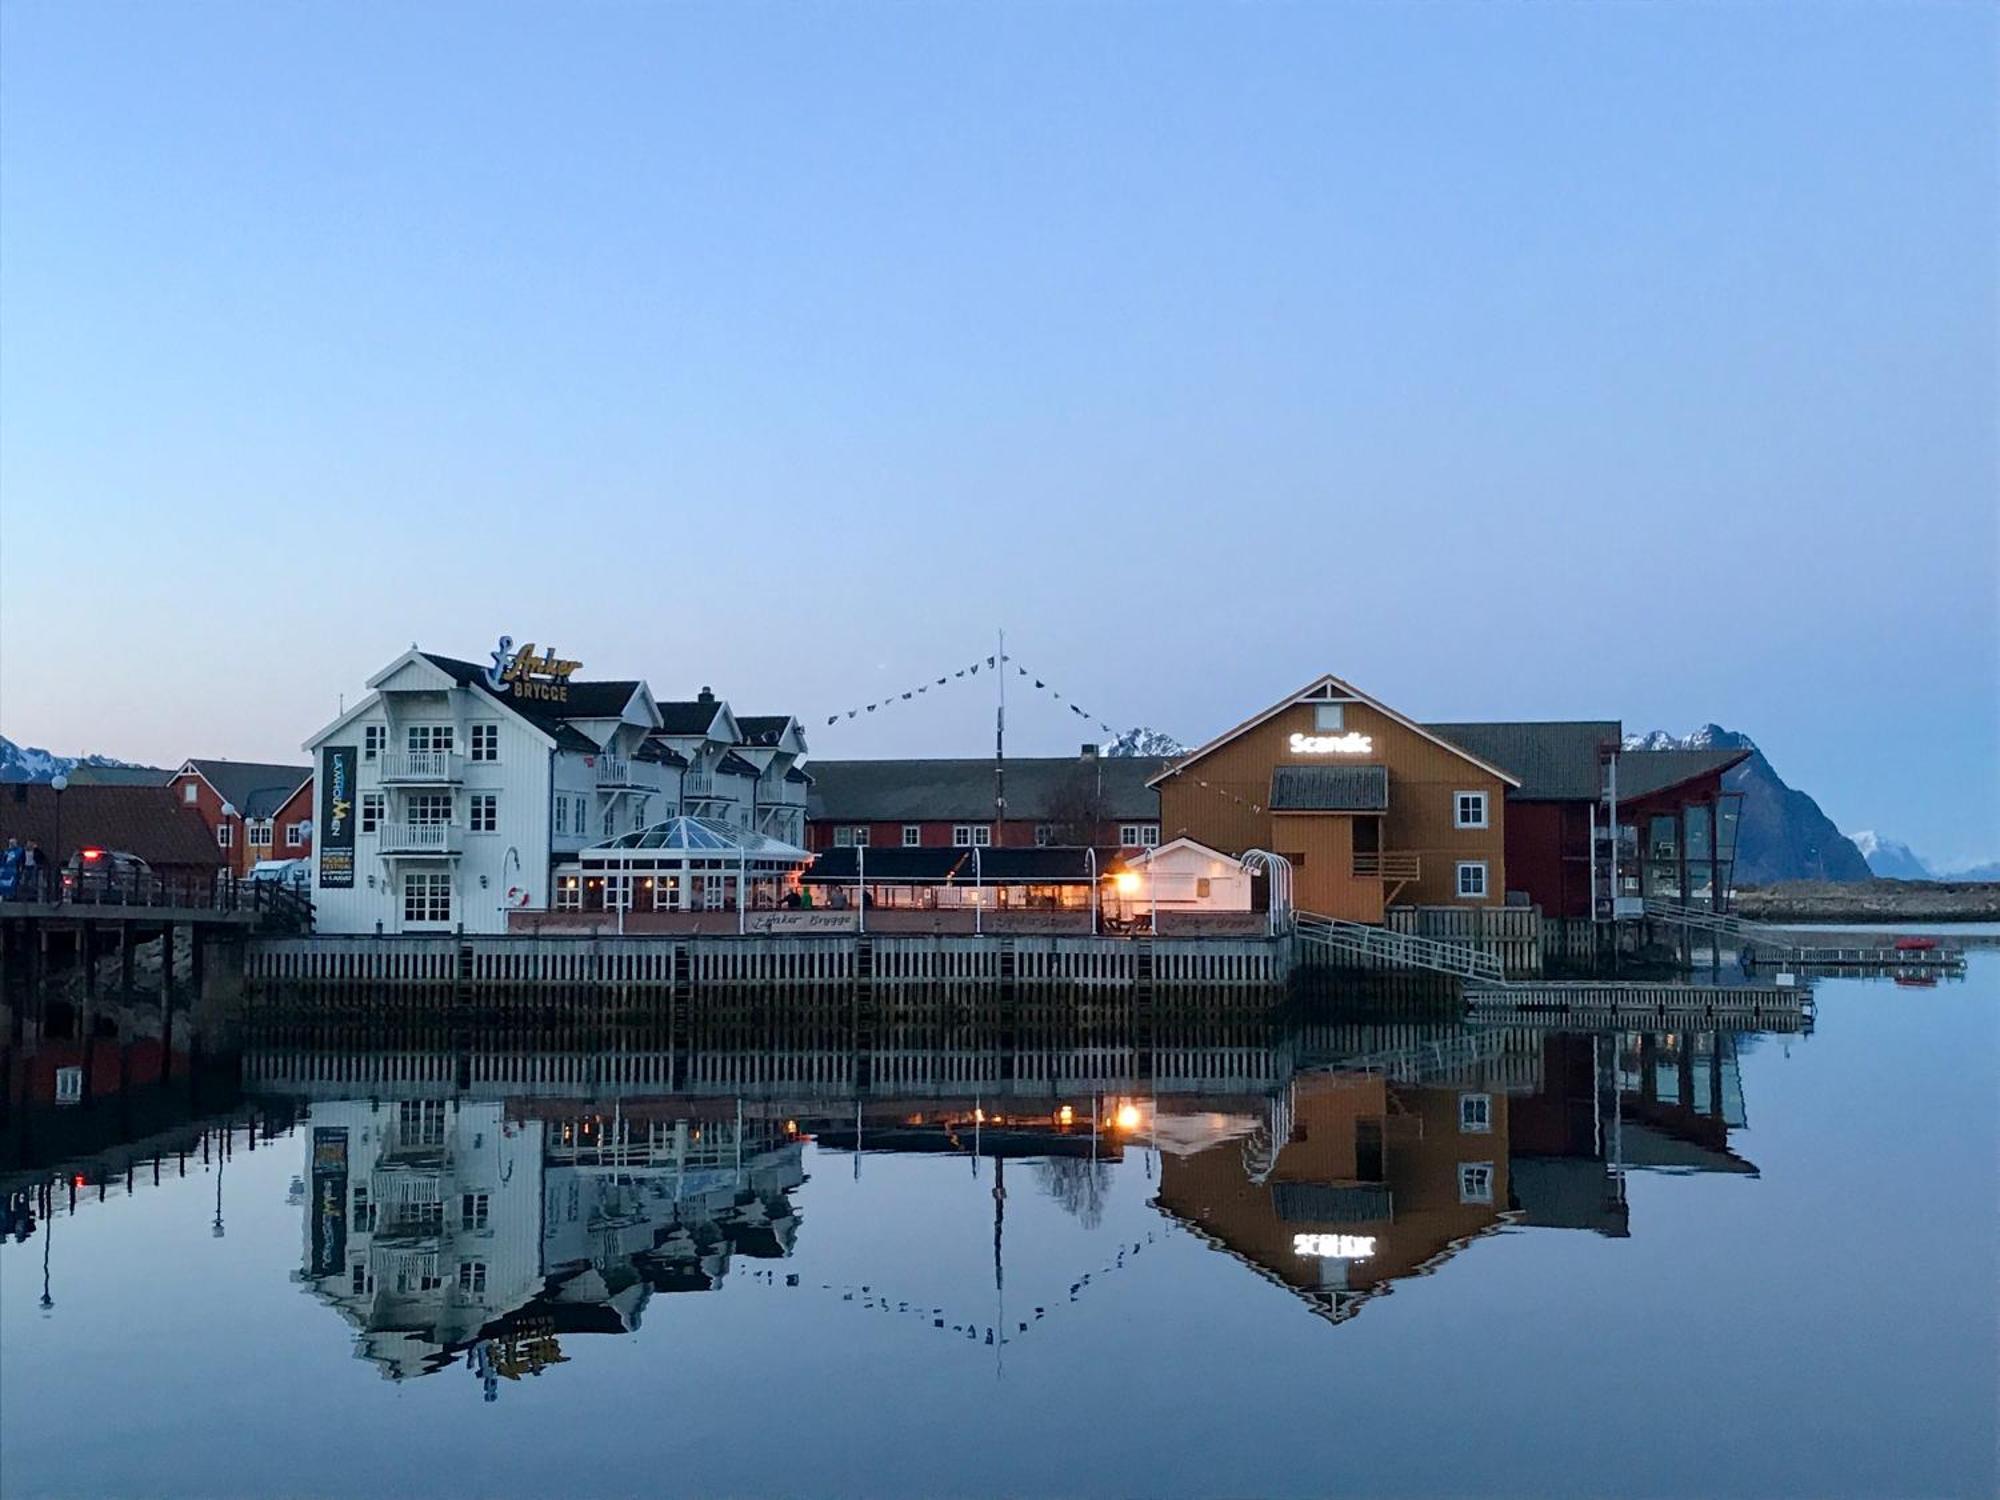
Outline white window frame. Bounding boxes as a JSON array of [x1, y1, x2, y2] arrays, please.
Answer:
[[850, 825, 871, 848], [182, 780, 199, 804], [468, 723, 500, 762], [247, 819, 272, 849], [216, 822, 233, 849], [407, 792, 453, 827], [554, 796, 568, 836], [468, 792, 498, 834], [833, 826, 854, 848], [359, 792, 383, 834], [406, 724, 454, 754], [1033, 824, 1054, 847], [1455, 861, 1489, 900], [953, 824, 991, 848], [402, 872, 453, 926], [1458, 1093, 1492, 1135], [1459, 1162, 1495, 1205], [362, 725, 386, 761], [285, 821, 306, 849], [1314, 703, 1345, 732], [554, 874, 581, 911], [1454, 791, 1490, 830], [902, 824, 922, 848]]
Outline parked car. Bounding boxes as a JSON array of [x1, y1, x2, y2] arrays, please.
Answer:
[[62, 848, 152, 903], [246, 858, 312, 891]]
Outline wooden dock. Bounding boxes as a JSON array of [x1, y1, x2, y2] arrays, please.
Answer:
[[1465, 981, 1813, 1030]]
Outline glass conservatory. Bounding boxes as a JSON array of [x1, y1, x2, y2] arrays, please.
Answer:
[[559, 815, 814, 915]]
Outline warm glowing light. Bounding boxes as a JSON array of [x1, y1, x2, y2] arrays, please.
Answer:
[[1294, 1233, 1376, 1259], [1057, 1105, 1075, 1127], [1115, 1104, 1143, 1131], [785, 1120, 798, 1135], [1289, 731, 1373, 756], [1113, 872, 1141, 895], [974, 1109, 986, 1124]]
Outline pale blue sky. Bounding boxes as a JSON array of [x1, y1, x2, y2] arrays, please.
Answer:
[[1, 3, 1993, 861]]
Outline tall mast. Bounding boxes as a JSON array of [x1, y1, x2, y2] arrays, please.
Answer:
[[994, 627, 1006, 844]]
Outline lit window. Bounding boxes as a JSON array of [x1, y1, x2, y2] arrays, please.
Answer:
[[360, 793, 383, 834], [469, 793, 498, 833], [1455, 791, 1489, 829], [1459, 1093, 1492, 1134], [1459, 1162, 1494, 1205], [469, 724, 499, 762], [554, 875, 581, 911], [902, 825, 921, 847], [1455, 861, 1488, 900]]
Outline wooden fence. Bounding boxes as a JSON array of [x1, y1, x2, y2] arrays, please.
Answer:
[[1386, 905, 1543, 977]]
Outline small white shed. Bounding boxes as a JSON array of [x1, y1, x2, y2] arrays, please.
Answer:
[[1111, 838, 1253, 913]]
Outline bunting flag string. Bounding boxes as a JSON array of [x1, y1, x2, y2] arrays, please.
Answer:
[[821, 654, 1003, 727]]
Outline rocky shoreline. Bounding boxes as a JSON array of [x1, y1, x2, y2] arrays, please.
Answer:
[[1734, 880, 2000, 924]]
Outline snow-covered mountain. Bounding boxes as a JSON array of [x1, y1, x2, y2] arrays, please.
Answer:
[[1104, 726, 1186, 758], [1848, 830, 1933, 881], [1625, 724, 1871, 883], [0, 735, 147, 783]]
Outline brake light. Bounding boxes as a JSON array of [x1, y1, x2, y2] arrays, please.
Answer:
[[81, 848, 104, 862]]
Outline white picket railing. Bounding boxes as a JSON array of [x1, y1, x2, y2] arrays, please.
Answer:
[[378, 821, 464, 855], [380, 750, 464, 784]]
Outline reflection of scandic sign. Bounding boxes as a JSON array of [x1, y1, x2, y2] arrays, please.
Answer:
[[1294, 1233, 1376, 1259], [1288, 732, 1373, 755], [486, 637, 583, 703]]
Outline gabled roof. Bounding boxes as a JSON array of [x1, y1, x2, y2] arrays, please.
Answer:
[[179, 759, 313, 820], [419, 653, 647, 726], [655, 693, 735, 738], [0, 784, 226, 869], [808, 756, 1168, 823], [550, 724, 600, 754], [1616, 747, 1752, 801], [716, 751, 762, 778], [1150, 675, 1521, 789], [1271, 765, 1389, 812], [735, 715, 796, 747], [63, 764, 174, 787], [1425, 721, 1621, 802]]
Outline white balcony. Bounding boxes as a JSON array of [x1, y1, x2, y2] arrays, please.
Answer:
[[378, 821, 464, 856], [595, 755, 637, 788], [380, 750, 465, 785]]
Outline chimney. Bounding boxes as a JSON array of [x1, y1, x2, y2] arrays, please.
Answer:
[[698, 686, 715, 705]]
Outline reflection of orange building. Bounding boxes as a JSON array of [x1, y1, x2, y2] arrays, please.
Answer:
[[1156, 1071, 1511, 1323]]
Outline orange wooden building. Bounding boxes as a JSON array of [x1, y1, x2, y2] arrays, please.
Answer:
[[1148, 674, 1520, 923]]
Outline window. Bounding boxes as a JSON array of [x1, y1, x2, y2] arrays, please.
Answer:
[[554, 875, 581, 911], [286, 821, 307, 849], [850, 826, 871, 847], [1196, 877, 1212, 899], [902, 825, 922, 848], [1455, 861, 1489, 900], [406, 724, 454, 754], [399, 1099, 445, 1144], [574, 796, 588, 836], [407, 793, 453, 825], [461, 1192, 489, 1230], [631, 795, 648, 831], [363, 725, 385, 761], [352, 1185, 373, 1232], [554, 797, 568, 835], [1120, 824, 1160, 848], [953, 825, 991, 848], [469, 793, 498, 833], [458, 1261, 487, 1295], [351, 1263, 368, 1295], [360, 793, 383, 834], [1314, 703, 1345, 732], [469, 723, 499, 762], [182, 780, 199, 803], [248, 819, 272, 849], [833, 825, 853, 848], [403, 872, 452, 925], [216, 822, 233, 849], [1459, 1093, 1492, 1134], [1034, 824, 1054, 847], [1454, 791, 1489, 829], [602, 805, 615, 838], [1459, 1162, 1495, 1205]]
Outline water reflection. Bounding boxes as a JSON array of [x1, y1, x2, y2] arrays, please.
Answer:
[[72, 1020, 1753, 1390]]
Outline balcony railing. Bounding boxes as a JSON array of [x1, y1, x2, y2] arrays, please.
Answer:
[[378, 821, 464, 856], [594, 755, 636, 788], [681, 771, 716, 800], [1352, 852, 1422, 881], [380, 750, 465, 784]]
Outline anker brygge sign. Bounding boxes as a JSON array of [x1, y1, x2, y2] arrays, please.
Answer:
[[485, 636, 583, 703]]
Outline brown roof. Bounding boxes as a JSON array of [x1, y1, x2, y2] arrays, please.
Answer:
[[0, 784, 226, 869]]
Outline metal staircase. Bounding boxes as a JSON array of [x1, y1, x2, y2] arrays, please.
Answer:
[[1293, 912, 1505, 984]]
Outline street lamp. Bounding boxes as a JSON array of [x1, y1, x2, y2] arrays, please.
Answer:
[[49, 773, 68, 903]]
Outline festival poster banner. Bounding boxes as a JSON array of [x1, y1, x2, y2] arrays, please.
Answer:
[[310, 1127, 349, 1277], [318, 745, 357, 888]]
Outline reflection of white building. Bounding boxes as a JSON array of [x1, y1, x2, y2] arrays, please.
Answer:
[[297, 1098, 804, 1384], [304, 641, 809, 934]]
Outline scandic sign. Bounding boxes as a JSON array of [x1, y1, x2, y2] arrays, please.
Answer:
[[1288, 731, 1373, 755]]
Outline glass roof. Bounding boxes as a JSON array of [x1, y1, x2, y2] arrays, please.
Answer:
[[585, 815, 811, 861]]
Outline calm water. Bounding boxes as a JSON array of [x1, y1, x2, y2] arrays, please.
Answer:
[[3, 962, 1995, 1499]]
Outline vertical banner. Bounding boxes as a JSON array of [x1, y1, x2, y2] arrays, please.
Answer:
[[318, 745, 357, 888], [310, 1126, 349, 1277]]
